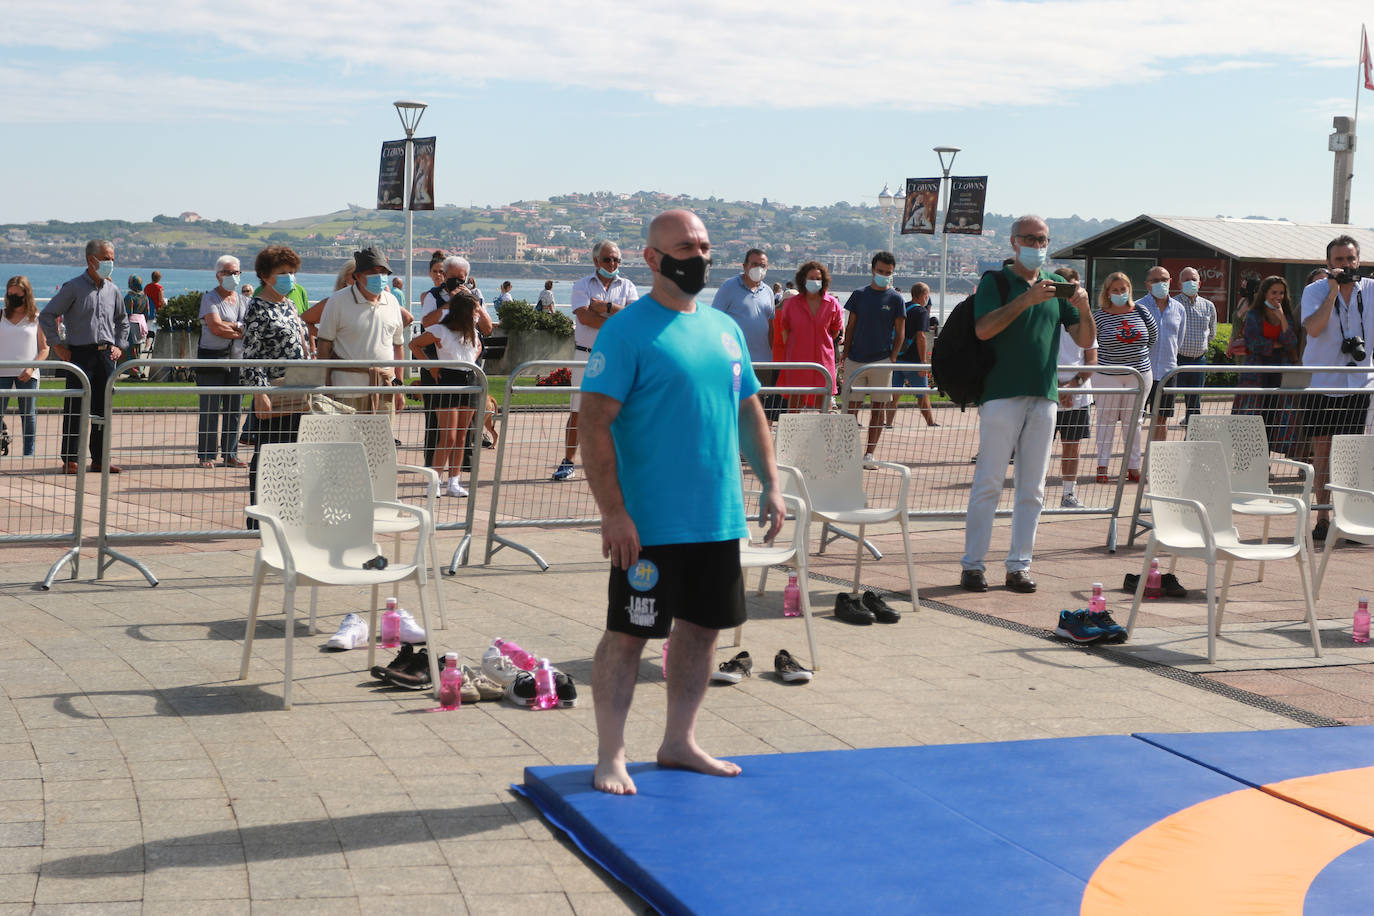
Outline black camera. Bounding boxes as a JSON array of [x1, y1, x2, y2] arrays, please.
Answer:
[[1332, 268, 1359, 285], [1341, 336, 1367, 363]]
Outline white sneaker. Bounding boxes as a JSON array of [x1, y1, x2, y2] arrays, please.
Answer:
[[446, 478, 468, 498], [397, 608, 427, 644], [1060, 493, 1084, 509], [863, 453, 877, 468], [481, 645, 519, 685], [324, 613, 369, 650]]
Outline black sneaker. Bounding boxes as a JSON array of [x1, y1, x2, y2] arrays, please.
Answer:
[[711, 651, 753, 684], [1160, 573, 1188, 599], [554, 671, 578, 708], [1122, 573, 1140, 593], [834, 593, 875, 625], [379, 647, 433, 690], [773, 649, 813, 683], [370, 643, 415, 682], [1313, 517, 1330, 543], [505, 671, 537, 708], [861, 591, 901, 623]]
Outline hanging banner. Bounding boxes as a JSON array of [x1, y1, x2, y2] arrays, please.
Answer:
[[943, 176, 988, 235], [377, 140, 406, 210], [409, 137, 436, 211], [900, 178, 940, 235]]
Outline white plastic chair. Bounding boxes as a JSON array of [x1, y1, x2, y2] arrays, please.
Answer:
[[730, 468, 819, 668], [1186, 414, 1315, 581], [1125, 440, 1321, 664], [297, 414, 445, 632], [1314, 435, 1374, 597], [240, 442, 439, 708], [774, 413, 919, 602]]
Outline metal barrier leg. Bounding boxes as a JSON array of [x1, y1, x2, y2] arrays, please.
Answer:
[[487, 532, 549, 571], [1106, 517, 1118, 554], [446, 534, 470, 575], [821, 523, 883, 561], [39, 546, 82, 591], [97, 546, 159, 587]]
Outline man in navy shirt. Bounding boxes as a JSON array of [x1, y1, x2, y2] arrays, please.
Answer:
[[841, 251, 906, 462]]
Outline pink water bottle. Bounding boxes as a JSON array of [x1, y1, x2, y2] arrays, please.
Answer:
[[1089, 582, 1105, 615], [494, 638, 536, 671], [661, 638, 670, 679], [533, 659, 558, 710], [380, 597, 401, 648], [438, 653, 463, 710], [1144, 560, 1162, 601], [784, 575, 801, 617], [1355, 598, 1370, 644]]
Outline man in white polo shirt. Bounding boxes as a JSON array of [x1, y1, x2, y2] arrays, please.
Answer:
[[552, 240, 639, 481], [317, 247, 406, 415]]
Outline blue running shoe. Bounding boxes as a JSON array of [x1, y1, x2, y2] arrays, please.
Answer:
[[551, 458, 575, 481], [1055, 609, 1107, 644], [1088, 610, 1128, 643]]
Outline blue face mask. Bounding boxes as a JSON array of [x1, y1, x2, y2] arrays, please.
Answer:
[[274, 273, 296, 296], [805, 279, 823, 294], [1150, 281, 1169, 299], [1109, 292, 1130, 307], [94, 259, 114, 279], [365, 274, 387, 296], [597, 266, 619, 280], [872, 273, 893, 289], [1017, 245, 1047, 271], [1180, 280, 1199, 296]]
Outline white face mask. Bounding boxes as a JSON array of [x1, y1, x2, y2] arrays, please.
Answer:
[[805, 279, 823, 294], [221, 272, 241, 292], [747, 266, 766, 283]]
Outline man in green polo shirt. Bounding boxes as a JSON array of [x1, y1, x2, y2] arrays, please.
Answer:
[[959, 215, 1094, 595]]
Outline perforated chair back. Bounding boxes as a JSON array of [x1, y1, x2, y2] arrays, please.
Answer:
[[1146, 440, 1237, 545], [1186, 414, 1271, 495], [775, 413, 865, 512], [254, 442, 377, 568], [298, 414, 399, 502], [1330, 435, 1374, 527]]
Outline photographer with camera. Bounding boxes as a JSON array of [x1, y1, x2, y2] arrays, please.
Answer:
[[1301, 234, 1374, 542]]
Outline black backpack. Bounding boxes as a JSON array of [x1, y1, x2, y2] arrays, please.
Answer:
[[931, 270, 1010, 409]]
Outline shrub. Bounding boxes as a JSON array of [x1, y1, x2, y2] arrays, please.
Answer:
[[160, 290, 205, 330], [1205, 323, 1237, 387], [494, 299, 573, 338]]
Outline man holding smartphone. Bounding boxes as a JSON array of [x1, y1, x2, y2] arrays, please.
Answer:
[[1301, 234, 1374, 542]]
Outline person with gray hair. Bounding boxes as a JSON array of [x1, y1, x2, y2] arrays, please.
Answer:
[[195, 254, 248, 468], [39, 239, 129, 474], [959, 215, 1094, 595], [552, 240, 638, 481]]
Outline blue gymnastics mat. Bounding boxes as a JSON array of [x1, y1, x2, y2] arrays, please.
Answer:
[[1137, 724, 1374, 789], [518, 735, 1287, 915]]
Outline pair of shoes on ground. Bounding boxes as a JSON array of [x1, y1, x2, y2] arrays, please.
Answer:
[[324, 609, 426, 650], [67, 461, 120, 474], [551, 458, 575, 481], [711, 650, 812, 684], [959, 570, 1037, 593], [1055, 609, 1128, 644], [366, 645, 505, 699], [1122, 572, 1188, 598], [504, 668, 579, 708], [834, 591, 901, 625]]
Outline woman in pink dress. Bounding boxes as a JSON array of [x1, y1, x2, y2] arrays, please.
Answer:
[[777, 260, 842, 409]]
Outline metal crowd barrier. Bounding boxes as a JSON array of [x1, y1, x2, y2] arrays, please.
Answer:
[[841, 362, 1149, 551], [94, 358, 486, 585], [0, 360, 91, 588], [482, 359, 834, 570], [1127, 363, 1374, 546]]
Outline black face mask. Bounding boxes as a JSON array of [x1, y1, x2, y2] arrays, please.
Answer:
[[5, 294, 23, 309], [444, 277, 464, 292], [655, 249, 710, 297]]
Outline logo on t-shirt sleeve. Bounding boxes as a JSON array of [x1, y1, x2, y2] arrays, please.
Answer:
[[586, 352, 606, 378], [720, 332, 742, 360]]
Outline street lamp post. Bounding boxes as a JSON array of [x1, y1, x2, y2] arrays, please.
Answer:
[[934, 146, 960, 323], [393, 100, 428, 310], [877, 183, 906, 255]]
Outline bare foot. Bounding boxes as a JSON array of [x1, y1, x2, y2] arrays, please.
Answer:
[[593, 759, 637, 795], [657, 740, 742, 778]]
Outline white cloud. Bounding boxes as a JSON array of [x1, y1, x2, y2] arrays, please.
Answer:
[[5, 0, 1373, 117]]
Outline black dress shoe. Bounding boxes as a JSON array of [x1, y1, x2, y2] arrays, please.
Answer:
[[833, 593, 875, 625], [959, 570, 988, 592], [1313, 518, 1330, 543], [1160, 573, 1188, 599], [861, 591, 901, 623], [1004, 570, 1037, 593], [1123, 573, 1140, 593]]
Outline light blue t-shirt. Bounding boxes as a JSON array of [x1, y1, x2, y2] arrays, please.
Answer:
[[710, 274, 775, 364], [582, 295, 760, 546]]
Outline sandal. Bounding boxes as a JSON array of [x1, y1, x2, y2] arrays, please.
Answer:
[[1095, 466, 1109, 484], [1126, 468, 1140, 483]]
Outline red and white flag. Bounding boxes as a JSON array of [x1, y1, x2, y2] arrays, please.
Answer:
[[1363, 26, 1374, 90]]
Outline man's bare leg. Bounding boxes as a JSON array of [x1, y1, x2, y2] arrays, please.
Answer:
[[563, 412, 579, 463], [592, 629, 647, 795], [1313, 434, 1333, 526], [656, 619, 741, 778], [1061, 441, 1079, 484]]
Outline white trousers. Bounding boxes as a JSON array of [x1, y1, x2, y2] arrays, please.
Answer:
[[1093, 370, 1150, 470], [962, 396, 1056, 574]]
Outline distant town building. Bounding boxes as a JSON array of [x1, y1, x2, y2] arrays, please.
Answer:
[[179, 211, 202, 223], [496, 232, 526, 260]]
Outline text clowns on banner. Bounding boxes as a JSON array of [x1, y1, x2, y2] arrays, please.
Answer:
[[901, 178, 940, 235], [943, 177, 988, 235], [377, 140, 406, 210]]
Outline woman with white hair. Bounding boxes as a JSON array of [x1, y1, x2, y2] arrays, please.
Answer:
[[195, 254, 248, 469]]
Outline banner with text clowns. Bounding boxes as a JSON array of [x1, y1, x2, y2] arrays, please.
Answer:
[[901, 178, 940, 235], [943, 177, 988, 235], [377, 140, 406, 210]]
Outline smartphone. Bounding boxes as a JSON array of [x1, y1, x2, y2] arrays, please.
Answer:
[[1051, 282, 1078, 298]]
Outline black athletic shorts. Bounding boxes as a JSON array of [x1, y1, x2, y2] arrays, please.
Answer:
[[606, 539, 747, 639], [1305, 393, 1371, 438], [1054, 406, 1090, 442], [1147, 379, 1175, 412]]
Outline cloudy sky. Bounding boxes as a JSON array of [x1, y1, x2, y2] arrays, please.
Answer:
[[3, 0, 1373, 226]]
